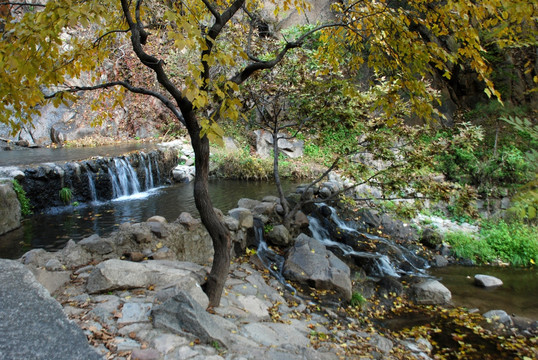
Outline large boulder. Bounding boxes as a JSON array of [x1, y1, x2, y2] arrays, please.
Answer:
[[266, 224, 292, 247], [254, 130, 304, 159], [0, 181, 21, 235], [0, 259, 101, 360], [283, 234, 352, 301], [152, 290, 230, 347], [410, 279, 452, 305], [86, 259, 208, 307]]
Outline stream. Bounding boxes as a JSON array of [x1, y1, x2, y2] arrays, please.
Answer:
[[0, 180, 296, 259]]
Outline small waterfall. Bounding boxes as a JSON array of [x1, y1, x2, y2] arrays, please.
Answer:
[[153, 155, 161, 184], [253, 219, 297, 294], [140, 153, 154, 190], [308, 205, 429, 278], [108, 158, 141, 198], [86, 171, 98, 202]]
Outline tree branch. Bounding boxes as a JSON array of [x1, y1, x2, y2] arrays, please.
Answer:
[[44, 81, 186, 127], [93, 29, 130, 46], [0, 2, 45, 7]]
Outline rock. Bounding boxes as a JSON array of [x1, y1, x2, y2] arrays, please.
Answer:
[[0, 181, 21, 235], [149, 222, 168, 238], [0, 259, 102, 360], [410, 279, 452, 305], [474, 274, 503, 288], [44, 258, 64, 271], [147, 215, 167, 224], [223, 215, 240, 231], [420, 228, 443, 249], [86, 259, 207, 301], [131, 348, 161, 360], [29, 267, 71, 295], [228, 207, 254, 228], [483, 310, 513, 327], [152, 290, 230, 347], [172, 165, 195, 183], [177, 212, 201, 230], [293, 211, 309, 229], [79, 234, 114, 255], [237, 198, 261, 210], [369, 334, 393, 353], [254, 130, 304, 159], [266, 224, 292, 247], [431, 254, 449, 267], [283, 234, 352, 301], [119, 302, 153, 325]]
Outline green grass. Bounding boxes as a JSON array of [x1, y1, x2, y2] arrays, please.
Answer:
[[445, 220, 538, 266]]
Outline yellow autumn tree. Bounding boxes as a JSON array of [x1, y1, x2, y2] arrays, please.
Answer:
[[0, 0, 536, 306]]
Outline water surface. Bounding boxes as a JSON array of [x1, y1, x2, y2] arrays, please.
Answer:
[[430, 265, 538, 319], [0, 180, 296, 259]]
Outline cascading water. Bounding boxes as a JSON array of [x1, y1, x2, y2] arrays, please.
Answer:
[[253, 218, 297, 294], [140, 153, 154, 190], [86, 171, 98, 202], [308, 205, 429, 278], [108, 158, 141, 198]]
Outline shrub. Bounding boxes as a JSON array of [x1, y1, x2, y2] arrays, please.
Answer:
[[11, 179, 32, 216], [59, 187, 73, 204], [445, 221, 537, 266], [350, 292, 367, 309]]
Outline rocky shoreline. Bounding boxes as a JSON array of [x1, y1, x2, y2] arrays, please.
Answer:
[[1, 192, 537, 359]]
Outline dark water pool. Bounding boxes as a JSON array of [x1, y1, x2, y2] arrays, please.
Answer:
[[430, 265, 538, 319], [0, 179, 297, 259]]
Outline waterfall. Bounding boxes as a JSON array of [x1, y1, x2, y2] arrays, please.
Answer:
[[140, 153, 154, 190], [308, 205, 429, 278], [253, 219, 297, 295], [153, 154, 161, 184], [108, 158, 141, 198], [86, 171, 98, 202]]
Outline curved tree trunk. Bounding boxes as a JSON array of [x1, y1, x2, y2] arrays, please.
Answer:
[[187, 116, 231, 308]]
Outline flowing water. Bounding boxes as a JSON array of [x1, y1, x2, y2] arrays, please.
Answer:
[[0, 180, 296, 259]]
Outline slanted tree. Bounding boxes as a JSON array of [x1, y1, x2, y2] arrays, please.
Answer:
[[1, 0, 535, 307]]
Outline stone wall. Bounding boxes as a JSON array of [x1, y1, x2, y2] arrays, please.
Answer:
[[0, 180, 21, 235]]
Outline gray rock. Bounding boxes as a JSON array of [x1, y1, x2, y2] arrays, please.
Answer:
[[0, 259, 102, 360], [223, 215, 240, 231], [410, 279, 452, 305], [172, 165, 195, 183], [177, 212, 201, 230], [0, 181, 21, 235], [283, 234, 352, 301], [44, 258, 64, 271], [29, 267, 71, 295], [483, 309, 513, 327], [152, 290, 230, 347], [254, 130, 303, 159], [228, 207, 254, 228], [432, 254, 449, 267], [148, 222, 168, 238], [131, 348, 161, 360], [474, 274, 503, 288], [119, 302, 153, 325], [79, 234, 114, 255], [266, 224, 292, 247], [237, 198, 261, 210], [86, 259, 207, 303], [369, 334, 393, 353], [147, 215, 167, 224]]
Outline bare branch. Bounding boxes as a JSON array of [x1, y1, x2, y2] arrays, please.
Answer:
[[93, 29, 130, 46], [0, 2, 45, 7], [44, 81, 186, 127]]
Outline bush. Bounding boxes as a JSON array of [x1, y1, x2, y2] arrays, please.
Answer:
[[446, 220, 538, 266], [11, 179, 32, 216], [59, 187, 73, 204]]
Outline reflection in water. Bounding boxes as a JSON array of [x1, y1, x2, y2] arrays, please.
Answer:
[[0, 180, 297, 259], [430, 265, 538, 319]]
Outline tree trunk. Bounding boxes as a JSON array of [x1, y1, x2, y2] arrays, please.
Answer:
[[187, 115, 231, 308], [272, 132, 289, 215]]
